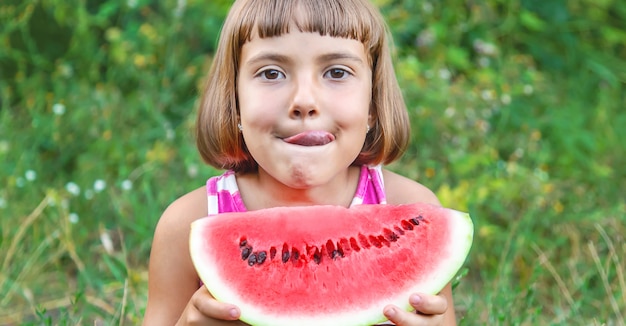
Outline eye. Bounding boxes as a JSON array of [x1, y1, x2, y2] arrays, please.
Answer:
[[258, 69, 285, 80], [324, 68, 350, 80]]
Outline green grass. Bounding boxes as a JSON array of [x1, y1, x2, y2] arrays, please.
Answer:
[[1, 0, 625, 325]]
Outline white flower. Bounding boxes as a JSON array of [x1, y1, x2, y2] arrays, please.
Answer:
[[187, 165, 199, 178], [444, 107, 456, 118], [481, 90, 495, 101], [416, 29, 435, 48], [85, 189, 94, 200], [438, 68, 451, 80], [52, 103, 66, 115], [501, 94, 512, 105], [121, 179, 133, 191], [94, 179, 106, 193], [25, 170, 37, 181], [473, 39, 498, 57], [65, 182, 81, 196], [69, 213, 79, 224], [478, 57, 490, 68], [523, 84, 534, 95], [16, 177, 25, 188]]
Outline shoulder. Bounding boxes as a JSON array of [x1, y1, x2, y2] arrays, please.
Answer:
[[150, 185, 209, 279], [155, 186, 208, 240], [150, 185, 208, 269], [381, 168, 441, 206]]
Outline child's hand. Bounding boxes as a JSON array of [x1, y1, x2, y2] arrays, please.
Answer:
[[382, 292, 449, 326], [177, 287, 247, 325]]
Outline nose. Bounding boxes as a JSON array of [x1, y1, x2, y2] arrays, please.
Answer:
[[289, 75, 319, 119]]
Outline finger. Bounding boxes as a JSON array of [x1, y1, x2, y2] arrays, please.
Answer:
[[383, 305, 407, 325], [409, 293, 448, 315], [191, 287, 241, 320], [383, 305, 424, 326]]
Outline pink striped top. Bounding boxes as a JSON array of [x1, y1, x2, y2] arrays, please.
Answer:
[[206, 165, 387, 215]]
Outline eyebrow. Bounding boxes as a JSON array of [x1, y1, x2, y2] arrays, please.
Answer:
[[245, 53, 291, 67], [317, 52, 365, 65], [244, 51, 365, 67]]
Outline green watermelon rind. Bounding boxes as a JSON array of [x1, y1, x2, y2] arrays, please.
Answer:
[[189, 205, 473, 326]]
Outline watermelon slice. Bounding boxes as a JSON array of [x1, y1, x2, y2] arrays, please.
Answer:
[[189, 203, 473, 326]]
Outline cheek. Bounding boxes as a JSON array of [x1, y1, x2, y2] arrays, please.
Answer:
[[329, 92, 371, 124], [241, 106, 284, 133], [238, 88, 281, 124]]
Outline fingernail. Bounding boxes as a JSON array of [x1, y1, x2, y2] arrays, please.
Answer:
[[229, 308, 239, 318], [410, 294, 422, 305], [384, 307, 396, 318]]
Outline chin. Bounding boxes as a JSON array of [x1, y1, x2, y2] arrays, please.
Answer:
[[283, 168, 318, 189]]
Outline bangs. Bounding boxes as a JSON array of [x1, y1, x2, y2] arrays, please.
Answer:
[[233, 0, 384, 50]]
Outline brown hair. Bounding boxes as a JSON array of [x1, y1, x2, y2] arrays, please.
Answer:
[[196, 0, 409, 172]]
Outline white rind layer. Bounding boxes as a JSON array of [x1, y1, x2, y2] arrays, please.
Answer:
[[189, 208, 473, 326]]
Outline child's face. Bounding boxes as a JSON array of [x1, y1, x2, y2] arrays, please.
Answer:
[[237, 28, 373, 189]]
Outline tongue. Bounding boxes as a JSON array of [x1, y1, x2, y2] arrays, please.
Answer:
[[283, 131, 335, 146]]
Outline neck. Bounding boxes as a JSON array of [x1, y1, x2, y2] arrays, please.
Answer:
[[236, 166, 361, 210]]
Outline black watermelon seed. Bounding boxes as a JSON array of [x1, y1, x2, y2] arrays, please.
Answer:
[[313, 248, 322, 264], [306, 245, 319, 262], [369, 235, 382, 248], [239, 238, 247, 247], [282, 250, 290, 263], [257, 251, 267, 264], [384, 230, 399, 242], [335, 242, 344, 258], [401, 220, 414, 230], [291, 248, 300, 262], [410, 217, 420, 226], [349, 237, 360, 251], [394, 226, 405, 236], [270, 247, 277, 260], [282, 251, 290, 263], [331, 250, 343, 259], [358, 234, 371, 248], [247, 253, 257, 266], [241, 246, 252, 260], [383, 228, 399, 242]]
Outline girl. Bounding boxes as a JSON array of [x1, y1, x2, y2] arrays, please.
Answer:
[[144, 0, 457, 325]]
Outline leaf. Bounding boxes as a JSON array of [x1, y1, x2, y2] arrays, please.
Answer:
[[520, 10, 546, 32], [446, 46, 470, 70], [585, 59, 619, 88]]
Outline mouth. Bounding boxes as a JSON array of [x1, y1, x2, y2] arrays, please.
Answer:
[[282, 130, 335, 146]]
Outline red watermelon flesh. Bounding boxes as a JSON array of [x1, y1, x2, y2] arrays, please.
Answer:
[[189, 203, 473, 326]]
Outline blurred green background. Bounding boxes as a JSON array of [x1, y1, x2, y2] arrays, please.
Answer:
[[1, 0, 624, 324]]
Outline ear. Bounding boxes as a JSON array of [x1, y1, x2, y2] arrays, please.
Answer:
[[367, 112, 376, 130], [368, 99, 378, 123]]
